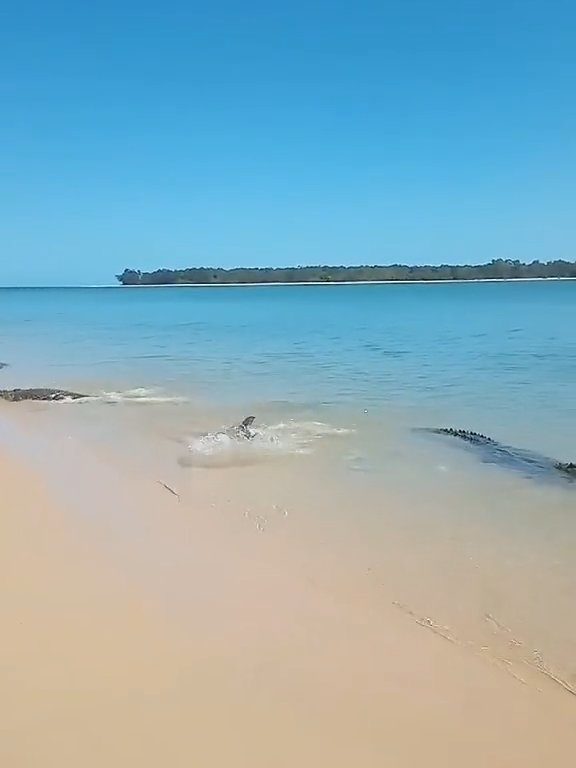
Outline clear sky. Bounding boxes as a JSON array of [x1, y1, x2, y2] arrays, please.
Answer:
[[1, 0, 575, 285]]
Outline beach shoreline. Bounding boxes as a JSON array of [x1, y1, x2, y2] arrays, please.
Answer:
[[125, 276, 576, 286], [116, 275, 576, 288], [3, 276, 576, 289], [2, 408, 576, 767]]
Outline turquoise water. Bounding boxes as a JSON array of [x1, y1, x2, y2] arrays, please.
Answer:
[[2, 280, 576, 685], [1, 281, 575, 455]]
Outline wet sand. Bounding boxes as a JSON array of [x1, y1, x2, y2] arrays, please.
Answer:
[[2, 414, 576, 767]]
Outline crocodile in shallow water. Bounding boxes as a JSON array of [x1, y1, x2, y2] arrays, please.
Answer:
[[0, 388, 87, 402], [421, 428, 576, 484]]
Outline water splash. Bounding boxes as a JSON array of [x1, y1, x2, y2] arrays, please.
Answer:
[[180, 419, 353, 468]]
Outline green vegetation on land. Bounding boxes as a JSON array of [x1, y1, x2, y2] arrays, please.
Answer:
[[116, 259, 576, 285]]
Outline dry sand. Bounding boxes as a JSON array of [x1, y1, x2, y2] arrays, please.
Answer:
[[2, 435, 576, 767]]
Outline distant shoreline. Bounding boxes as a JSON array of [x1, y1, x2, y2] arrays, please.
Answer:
[[2, 276, 576, 289], [116, 260, 576, 286], [117, 276, 576, 287]]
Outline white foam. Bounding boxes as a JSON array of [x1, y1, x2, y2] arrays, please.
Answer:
[[271, 420, 355, 438], [94, 388, 188, 404], [181, 419, 353, 468]]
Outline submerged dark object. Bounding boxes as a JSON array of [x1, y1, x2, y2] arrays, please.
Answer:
[[0, 362, 8, 370], [430, 428, 497, 445], [0, 388, 86, 402], [422, 428, 576, 485], [556, 462, 576, 478]]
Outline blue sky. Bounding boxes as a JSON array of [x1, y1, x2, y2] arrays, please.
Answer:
[[1, 0, 575, 285]]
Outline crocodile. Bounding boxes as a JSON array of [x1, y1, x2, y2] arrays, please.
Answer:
[[421, 428, 576, 484], [0, 388, 87, 402]]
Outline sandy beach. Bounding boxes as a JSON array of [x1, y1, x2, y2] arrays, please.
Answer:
[[2, 409, 576, 768], [4, 0, 575, 760]]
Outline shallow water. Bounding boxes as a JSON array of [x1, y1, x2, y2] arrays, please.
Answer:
[[0, 281, 574, 426], [1, 281, 576, 689]]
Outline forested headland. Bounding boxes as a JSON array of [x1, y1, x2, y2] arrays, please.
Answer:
[[116, 260, 576, 285]]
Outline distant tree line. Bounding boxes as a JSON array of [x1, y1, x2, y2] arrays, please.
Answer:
[[116, 259, 576, 286]]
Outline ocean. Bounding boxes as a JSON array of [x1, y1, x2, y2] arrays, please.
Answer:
[[1, 280, 576, 690]]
